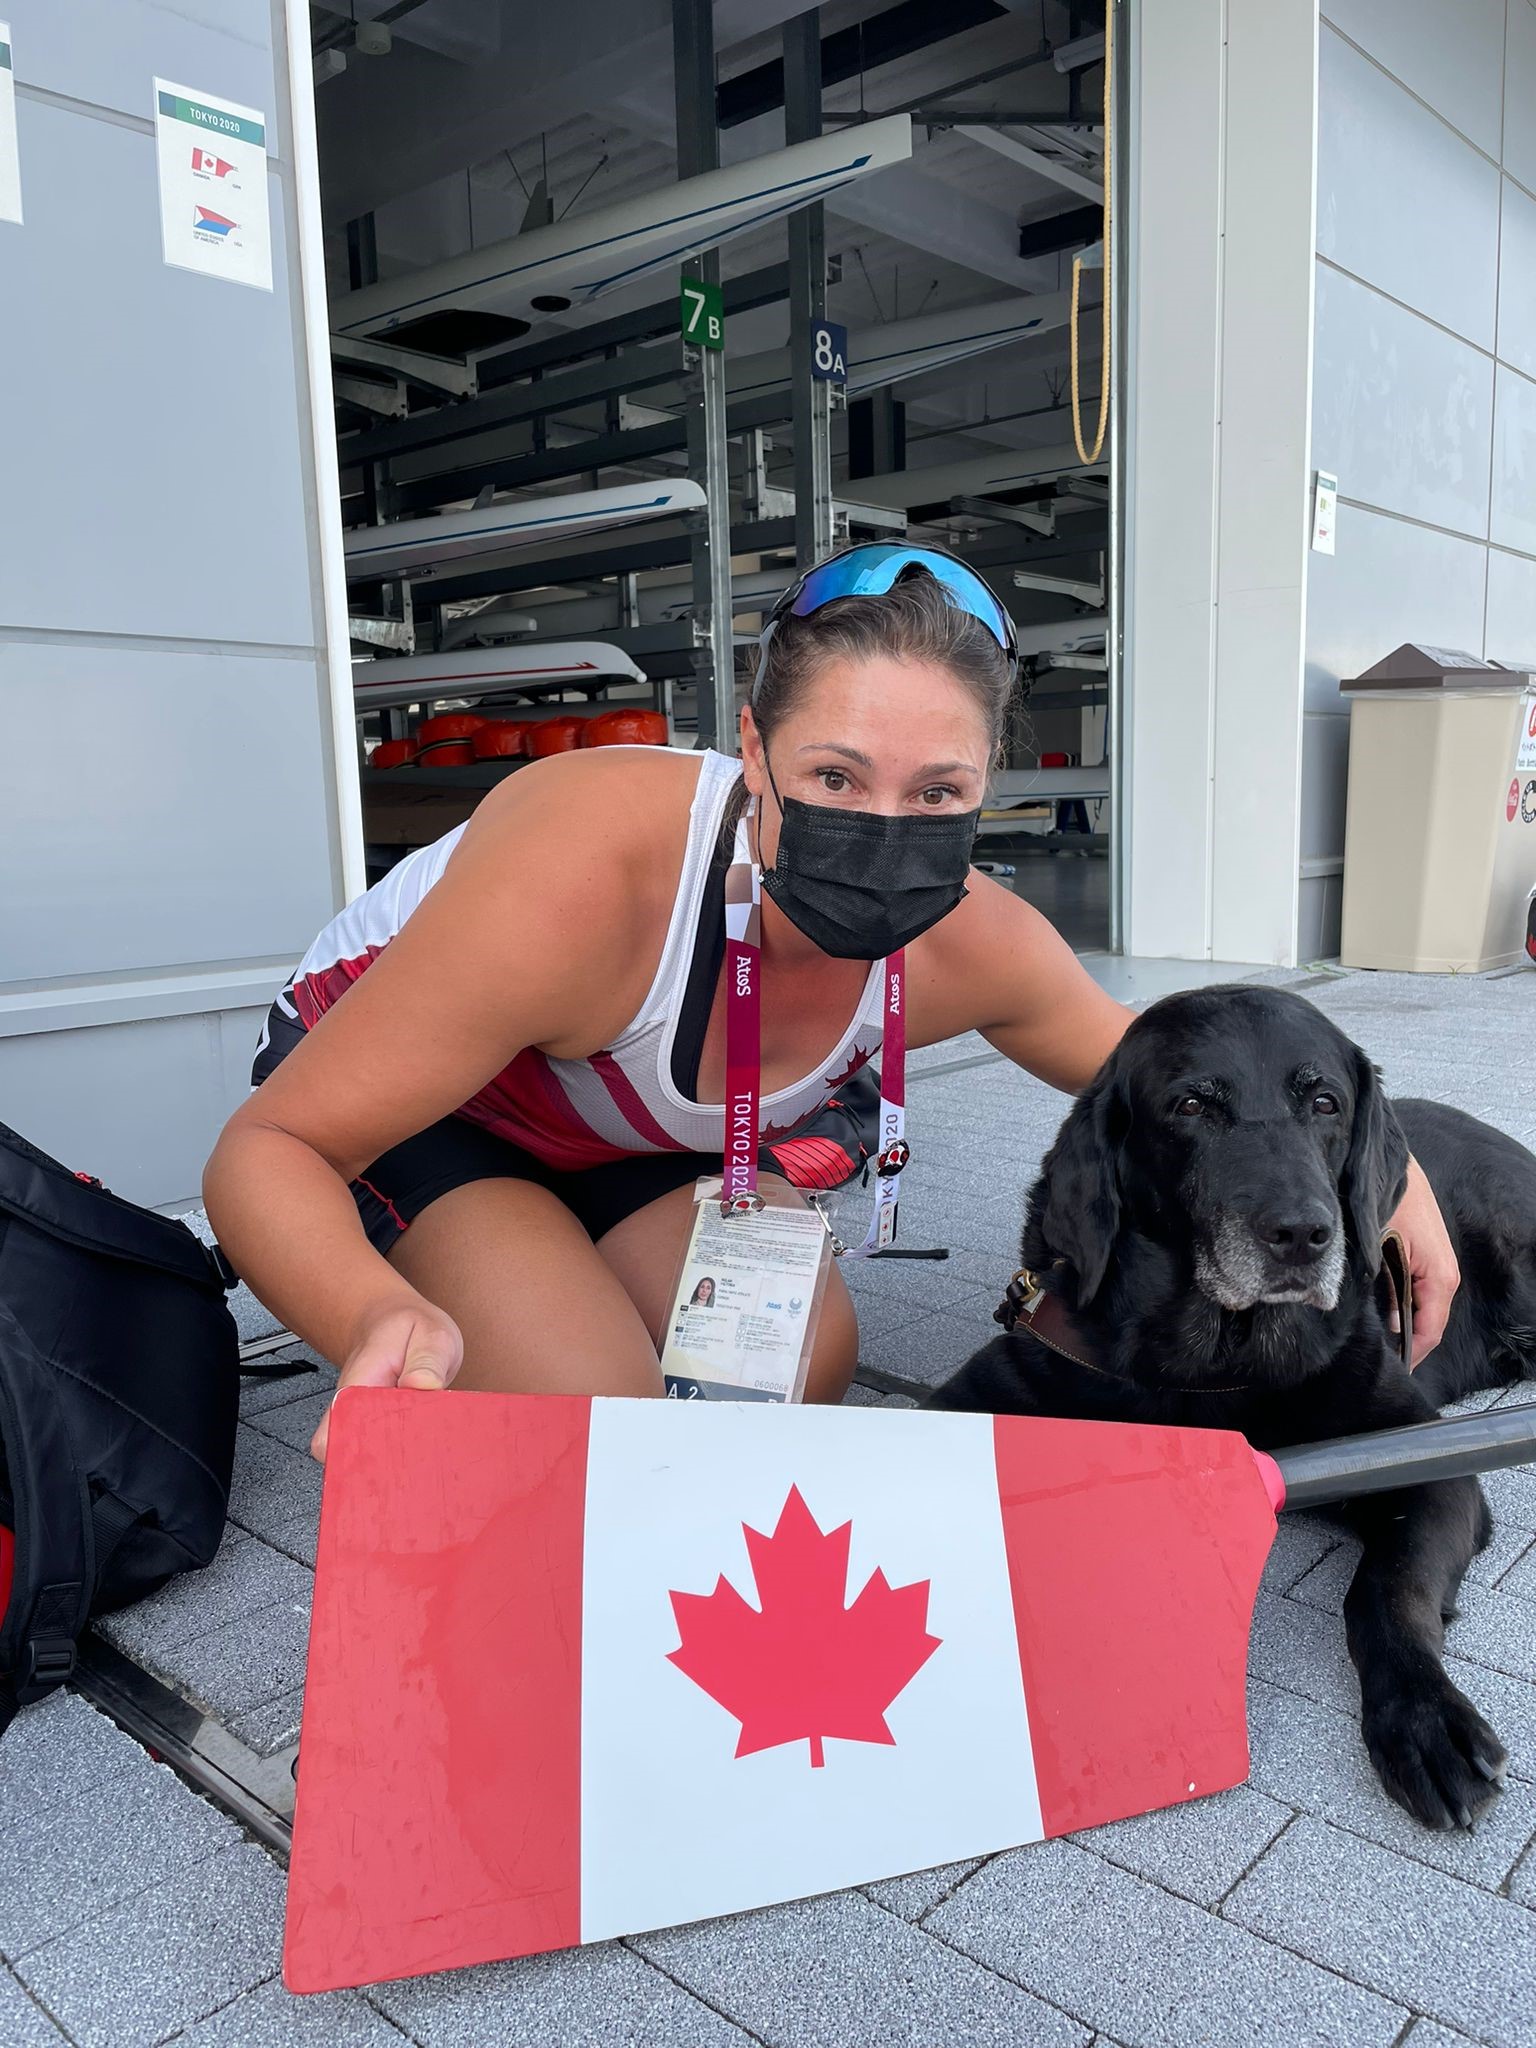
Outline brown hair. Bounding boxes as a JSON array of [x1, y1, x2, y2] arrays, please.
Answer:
[[751, 567, 1015, 747]]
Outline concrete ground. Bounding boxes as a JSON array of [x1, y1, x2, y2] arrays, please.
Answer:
[[6, 960, 1536, 2046]]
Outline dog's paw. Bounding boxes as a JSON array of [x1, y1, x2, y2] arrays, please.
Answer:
[[1362, 1679, 1509, 1829]]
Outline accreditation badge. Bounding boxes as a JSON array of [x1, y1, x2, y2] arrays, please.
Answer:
[[659, 1179, 834, 1404]]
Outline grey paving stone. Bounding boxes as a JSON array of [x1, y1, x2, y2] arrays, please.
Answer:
[[636, 1890, 1089, 2048], [1260, 1513, 1344, 1596], [1072, 1784, 1292, 1908], [228, 1425, 324, 1546], [167, 1975, 410, 2045], [1246, 1676, 1536, 1889], [1246, 1590, 1359, 1709], [258, 1512, 321, 1569], [372, 1941, 753, 2047], [0, 1691, 138, 1806], [0, 1755, 236, 1957], [1224, 1816, 1536, 2046], [927, 1836, 1405, 2048], [0, 1965, 69, 2046], [1494, 1536, 1536, 1603], [1402, 2026, 1483, 2048], [1511, 1840, 1536, 1909], [1254, 1580, 1536, 1785], [97, 1532, 309, 1666], [860, 1859, 985, 1921], [1482, 1462, 1536, 1533], [1445, 1582, 1536, 1686], [14, 1841, 283, 2048], [857, 1304, 992, 1386], [841, 1382, 919, 1409], [161, 1597, 313, 1720], [245, 1388, 335, 1454], [239, 1350, 333, 1417], [1289, 1521, 1536, 1615], [228, 1685, 305, 1758]]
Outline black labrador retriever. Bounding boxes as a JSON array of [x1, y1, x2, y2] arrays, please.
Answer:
[[932, 984, 1536, 1830]]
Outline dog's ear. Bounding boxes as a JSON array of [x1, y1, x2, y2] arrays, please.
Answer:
[[1030, 1064, 1128, 1309], [1341, 1046, 1409, 1274]]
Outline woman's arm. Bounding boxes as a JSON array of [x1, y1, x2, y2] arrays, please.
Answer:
[[927, 876, 1133, 1092], [205, 754, 670, 1420]]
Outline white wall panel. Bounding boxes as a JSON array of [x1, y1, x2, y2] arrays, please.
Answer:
[[0, 643, 337, 983], [1317, 27, 1499, 349], [1492, 364, 1536, 556], [1506, 0, 1536, 197], [0, 103, 317, 647], [1321, 0, 1505, 154], [1498, 179, 1536, 381], [1312, 261, 1493, 539], [1486, 547, 1536, 666], [0, 1007, 268, 1214], [1304, 500, 1488, 715], [8, 0, 275, 124]]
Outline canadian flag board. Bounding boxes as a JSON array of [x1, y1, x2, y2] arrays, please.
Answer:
[[284, 1391, 1280, 1994]]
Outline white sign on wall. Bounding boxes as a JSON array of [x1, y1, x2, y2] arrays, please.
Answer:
[[0, 24, 22, 227], [1518, 691, 1536, 775], [153, 78, 271, 292]]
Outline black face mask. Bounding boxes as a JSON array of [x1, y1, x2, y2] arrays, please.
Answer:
[[759, 763, 981, 959]]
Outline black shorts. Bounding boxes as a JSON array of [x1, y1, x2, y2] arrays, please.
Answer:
[[350, 1116, 732, 1255]]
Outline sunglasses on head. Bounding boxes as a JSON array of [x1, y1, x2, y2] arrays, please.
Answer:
[[752, 543, 1019, 698]]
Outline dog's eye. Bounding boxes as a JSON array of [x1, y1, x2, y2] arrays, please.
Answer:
[[1311, 1092, 1340, 1116], [1174, 1095, 1204, 1118]]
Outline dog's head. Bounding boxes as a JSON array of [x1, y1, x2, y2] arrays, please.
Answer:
[[1028, 986, 1409, 1315]]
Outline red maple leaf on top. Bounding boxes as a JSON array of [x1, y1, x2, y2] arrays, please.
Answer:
[[667, 1486, 942, 1768]]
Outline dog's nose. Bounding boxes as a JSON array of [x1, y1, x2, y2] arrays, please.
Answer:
[[1253, 1204, 1335, 1266]]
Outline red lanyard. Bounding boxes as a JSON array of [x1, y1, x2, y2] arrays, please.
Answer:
[[722, 810, 908, 1253]]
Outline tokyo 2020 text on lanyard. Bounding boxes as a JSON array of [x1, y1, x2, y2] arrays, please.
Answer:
[[721, 805, 910, 1258]]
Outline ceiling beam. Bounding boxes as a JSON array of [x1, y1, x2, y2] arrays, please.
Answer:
[[954, 123, 1102, 203]]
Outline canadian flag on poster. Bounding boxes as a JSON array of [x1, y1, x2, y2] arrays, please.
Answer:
[[283, 1392, 1281, 1995]]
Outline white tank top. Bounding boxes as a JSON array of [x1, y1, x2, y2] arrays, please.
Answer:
[[278, 748, 888, 1170]]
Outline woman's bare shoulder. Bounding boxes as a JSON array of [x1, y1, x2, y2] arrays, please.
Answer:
[[467, 744, 706, 843]]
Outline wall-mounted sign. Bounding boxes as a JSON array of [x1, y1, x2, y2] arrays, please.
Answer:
[[153, 78, 271, 291], [680, 277, 724, 350], [0, 25, 22, 226], [1310, 469, 1338, 555], [810, 319, 848, 384]]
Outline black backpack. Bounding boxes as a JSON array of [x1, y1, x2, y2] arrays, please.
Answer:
[[0, 1120, 240, 1731]]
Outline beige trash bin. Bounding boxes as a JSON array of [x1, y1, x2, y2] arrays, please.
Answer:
[[1339, 644, 1536, 973]]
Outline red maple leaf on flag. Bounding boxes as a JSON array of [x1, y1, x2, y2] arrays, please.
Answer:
[[667, 1486, 942, 1767]]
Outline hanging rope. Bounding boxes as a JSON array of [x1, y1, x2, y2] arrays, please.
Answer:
[[1069, 17, 1112, 466]]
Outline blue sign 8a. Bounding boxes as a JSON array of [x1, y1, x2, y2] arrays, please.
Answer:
[[810, 320, 848, 384]]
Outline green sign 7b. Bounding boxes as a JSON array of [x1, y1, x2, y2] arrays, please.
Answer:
[[679, 279, 725, 351]]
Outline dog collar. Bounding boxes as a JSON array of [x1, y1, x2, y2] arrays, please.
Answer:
[[994, 1265, 1253, 1394]]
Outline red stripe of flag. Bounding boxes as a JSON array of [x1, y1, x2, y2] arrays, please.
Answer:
[[284, 1390, 590, 1992], [992, 1412, 1273, 1834]]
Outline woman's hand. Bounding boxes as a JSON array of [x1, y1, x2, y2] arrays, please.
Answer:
[[1388, 1156, 1460, 1368], [310, 1296, 464, 1462]]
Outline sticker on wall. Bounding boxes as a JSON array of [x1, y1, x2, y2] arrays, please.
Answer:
[[0, 24, 22, 226], [1518, 692, 1536, 775], [1523, 781, 1536, 827], [1508, 777, 1522, 825], [153, 78, 271, 291], [1310, 470, 1338, 555]]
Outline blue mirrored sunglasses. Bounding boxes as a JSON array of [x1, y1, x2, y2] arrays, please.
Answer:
[[765, 543, 1018, 664]]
